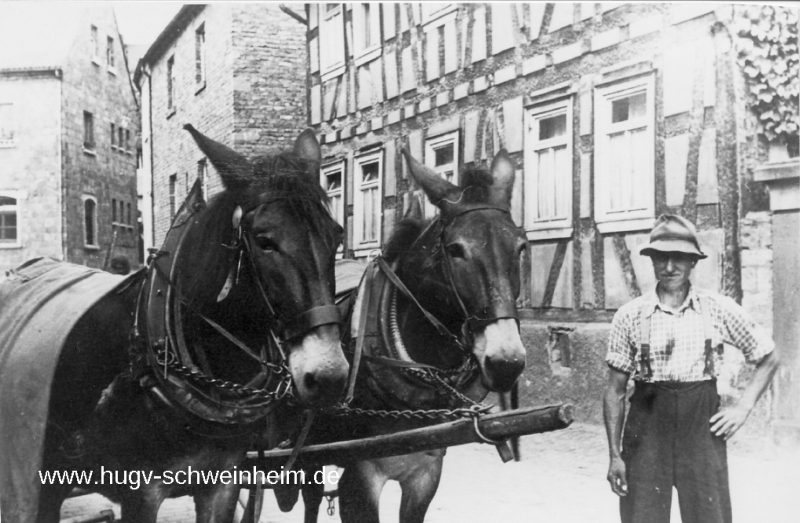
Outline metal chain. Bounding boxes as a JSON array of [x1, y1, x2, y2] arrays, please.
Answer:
[[156, 350, 296, 403]]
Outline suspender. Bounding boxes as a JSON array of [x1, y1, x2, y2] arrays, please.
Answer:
[[638, 294, 722, 380]]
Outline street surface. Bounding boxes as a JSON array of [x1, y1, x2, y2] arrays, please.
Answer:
[[61, 422, 800, 523]]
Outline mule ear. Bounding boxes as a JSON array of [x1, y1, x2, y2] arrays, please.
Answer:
[[489, 149, 515, 206], [401, 148, 458, 210], [293, 129, 322, 165], [184, 124, 252, 188], [403, 192, 424, 220]]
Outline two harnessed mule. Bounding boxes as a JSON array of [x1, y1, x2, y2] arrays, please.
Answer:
[[270, 148, 528, 523], [2, 127, 350, 523]]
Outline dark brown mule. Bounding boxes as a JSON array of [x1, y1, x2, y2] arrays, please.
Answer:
[[276, 148, 527, 523], [34, 128, 349, 523]]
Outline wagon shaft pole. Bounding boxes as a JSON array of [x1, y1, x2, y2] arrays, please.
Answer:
[[244, 404, 573, 474]]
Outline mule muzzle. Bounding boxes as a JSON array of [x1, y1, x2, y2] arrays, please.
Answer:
[[475, 319, 526, 392], [288, 323, 349, 407]]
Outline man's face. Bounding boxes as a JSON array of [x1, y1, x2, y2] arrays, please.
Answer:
[[650, 251, 697, 291]]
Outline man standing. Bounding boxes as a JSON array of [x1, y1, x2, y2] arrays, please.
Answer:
[[603, 214, 780, 523]]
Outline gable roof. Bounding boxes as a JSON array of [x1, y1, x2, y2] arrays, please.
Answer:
[[0, 3, 88, 73], [133, 5, 205, 86]]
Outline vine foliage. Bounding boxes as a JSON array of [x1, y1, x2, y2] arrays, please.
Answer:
[[734, 5, 799, 155]]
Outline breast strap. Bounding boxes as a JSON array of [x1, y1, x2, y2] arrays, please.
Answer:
[[638, 294, 720, 380]]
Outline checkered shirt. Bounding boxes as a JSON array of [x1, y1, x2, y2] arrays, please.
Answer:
[[605, 287, 774, 382]]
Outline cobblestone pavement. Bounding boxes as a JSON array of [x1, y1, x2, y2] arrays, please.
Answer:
[[60, 423, 800, 523]]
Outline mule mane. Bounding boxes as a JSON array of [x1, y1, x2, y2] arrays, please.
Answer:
[[383, 167, 496, 262]]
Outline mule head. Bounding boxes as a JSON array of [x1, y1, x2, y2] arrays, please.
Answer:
[[402, 148, 527, 392], [185, 125, 348, 407]]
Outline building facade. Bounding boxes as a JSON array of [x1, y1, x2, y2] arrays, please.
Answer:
[[134, 3, 308, 247], [303, 3, 799, 442], [0, 4, 140, 273]]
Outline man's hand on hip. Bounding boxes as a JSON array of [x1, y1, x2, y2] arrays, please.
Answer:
[[710, 406, 750, 440]]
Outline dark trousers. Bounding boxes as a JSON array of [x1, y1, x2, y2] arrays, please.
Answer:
[[620, 380, 731, 523]]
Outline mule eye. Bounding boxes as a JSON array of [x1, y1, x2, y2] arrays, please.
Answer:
[[254, 236, 279, 252], [446, 243, 466, 259]]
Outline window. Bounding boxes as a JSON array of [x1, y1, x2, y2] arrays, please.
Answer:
[[169, 174, 177, 220], [319, 4, 345, 81], [0, 195, 18, 245], [83, 111, 95, 150], [106, 36, 115, 70], [110, 123, 116, 149], [321, 160, 345, 227], [0, 103, 14, 146], [195, 23, 206, 87], [83, 196, 98, 247], [594, 74, 655, 232], [118, 127, 124, 152], [167, 56, 176, 113], [90, 25, 99, 62], [127, 202, 132, 226], [423, 131, 459, 219], [112, 198, 118, 223], [353, 3, 382, 65], [524, 98, 574, 240], [421, 3, 457, 24], [353, 150, 383, 253], [125, 129, 131, 152]]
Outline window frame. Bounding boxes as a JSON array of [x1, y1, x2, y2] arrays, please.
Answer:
[[319, 4, 346, 82], [83, 111, 95, 153], [353, 3, 382, 66], [0, 102, 15, 147], [594, 73, 656, 233], [197, 158, 209, 201], [90, 25, 100, 64], [0, 191, 21, 248], [82, 195, 99, 249], [195, 23, 206, 90], [352, 149, 383, 255], [321, 159, 346, 254], [106, 36, 116, 74], [523, 96, 574, 240], [167, 56, 176, 115], [423, 131, 460, 219]]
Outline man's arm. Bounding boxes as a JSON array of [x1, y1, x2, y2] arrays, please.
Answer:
[[710, 351, 780, 440], [603, 367, 630, 496]]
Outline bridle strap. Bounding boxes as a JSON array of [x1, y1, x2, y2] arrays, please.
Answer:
[[376, 256, 464, 349], [468, 301, 519, 331], [279, 305, 341, 342]]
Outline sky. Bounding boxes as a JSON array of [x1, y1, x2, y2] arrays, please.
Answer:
[[109, 1, 184, 47]]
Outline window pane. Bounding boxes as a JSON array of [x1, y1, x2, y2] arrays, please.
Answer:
[[553, 145, 568, 219], [363, 4, 372, 48], [0, 211, 17, 241], [539, 114, 567, 140], [611, 93, 646, 124], [536, 149, 552, 220], [326, 171, 342, 191], [85, 200, 96, 245], [362, 161, 379, 183], [0, 196, 16, 206], [434, 144, 454, 167]]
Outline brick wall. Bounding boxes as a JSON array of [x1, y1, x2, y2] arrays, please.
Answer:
[[148, 5, 235, 244], [0, 74, 62, 273], [232, 3, 307, 157], [60, 5, 140, 269], [148, 4, 307, 245]]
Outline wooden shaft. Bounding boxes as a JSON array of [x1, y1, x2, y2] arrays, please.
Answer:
[[244, 404, 572, 471]]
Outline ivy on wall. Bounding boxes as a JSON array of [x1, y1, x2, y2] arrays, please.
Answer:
[[734, 5, 799, 155]]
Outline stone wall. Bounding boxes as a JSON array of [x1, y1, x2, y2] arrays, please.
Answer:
[[0, 74, 63, 273], [60, 5, 140, 269]]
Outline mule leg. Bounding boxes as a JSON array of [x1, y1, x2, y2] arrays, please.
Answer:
[[120, 492, 164, 523], [301, 480, 324, 523], [338, 462, 387, 523], [397, 452, 445, 523], [36, 483, 73, 523], [194, 483, 241, 523]]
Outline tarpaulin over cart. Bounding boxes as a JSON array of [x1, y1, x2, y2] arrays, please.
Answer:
[[0, 258, 139, 522]]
